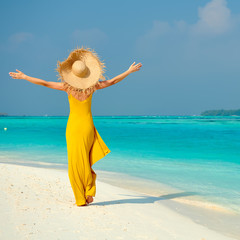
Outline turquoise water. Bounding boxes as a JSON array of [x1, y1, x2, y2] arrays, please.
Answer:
[[0, 116, 240, 213]]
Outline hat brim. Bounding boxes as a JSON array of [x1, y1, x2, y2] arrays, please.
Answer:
[[56, 47, 106, 92], [62, 52, 101, 89]]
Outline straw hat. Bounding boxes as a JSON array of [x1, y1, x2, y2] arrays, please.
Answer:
[[56, 47, 106, 96]]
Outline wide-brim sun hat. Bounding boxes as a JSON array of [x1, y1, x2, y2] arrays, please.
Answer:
[[56, 47, 106, 96]]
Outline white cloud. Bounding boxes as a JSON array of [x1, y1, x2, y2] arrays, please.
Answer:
[[135, 21, 173, 56], [9, 32, 34, 44], [134, 0, 240, 79], [144, 21, 171, 39], [137, 0, 236, 50], [135, 0, 239, 56], [0, 32, 34, 52], [71, 28, 107, 46], [175, 20, 188, 33], [191, 0, 233, 35]]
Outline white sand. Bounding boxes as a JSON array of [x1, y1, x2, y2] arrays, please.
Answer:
[[0, 163, 238, 240]]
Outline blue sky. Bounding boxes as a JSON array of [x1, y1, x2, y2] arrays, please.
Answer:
[[1, 0, 240, 116]]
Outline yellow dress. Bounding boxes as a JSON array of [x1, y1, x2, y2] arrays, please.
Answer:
[[66, 92, 111, 206]]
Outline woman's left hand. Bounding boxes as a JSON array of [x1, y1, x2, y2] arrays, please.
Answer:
[[9, 69, 26, 79], [128, 62, 142, 73]]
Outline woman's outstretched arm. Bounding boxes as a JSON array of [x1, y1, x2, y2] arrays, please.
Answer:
[[9, 69, 64, 91], [95, 62, 142, 90]]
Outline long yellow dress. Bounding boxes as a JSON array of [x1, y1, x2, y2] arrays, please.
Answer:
[[66, 92, 111, 206]]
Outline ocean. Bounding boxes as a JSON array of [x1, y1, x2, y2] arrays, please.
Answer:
[[1, 115, 240, 214]]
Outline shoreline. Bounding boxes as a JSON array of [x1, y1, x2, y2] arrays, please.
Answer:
[[1, 158, 239, 213], [0, 161, 239, 239]]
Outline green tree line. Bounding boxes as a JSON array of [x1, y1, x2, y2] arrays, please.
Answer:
[[201, 109, 240, 116]]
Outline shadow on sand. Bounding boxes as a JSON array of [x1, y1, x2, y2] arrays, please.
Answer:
[[92, 191, 197, 206]]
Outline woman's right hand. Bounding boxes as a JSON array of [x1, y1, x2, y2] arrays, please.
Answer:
[[9, 69, 26, 79], [127, 62, 142, 73]]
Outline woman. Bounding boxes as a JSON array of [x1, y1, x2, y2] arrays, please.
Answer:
[[9, 47, 142, 206]]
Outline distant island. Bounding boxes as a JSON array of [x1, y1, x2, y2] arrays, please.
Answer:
[[0, 112, 8, 116], [201, 109, 240, 116]]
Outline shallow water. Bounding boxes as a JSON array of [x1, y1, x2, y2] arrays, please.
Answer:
[[1, 115, 240, 214]]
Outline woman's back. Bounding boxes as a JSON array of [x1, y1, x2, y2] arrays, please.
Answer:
[[67, 92, 93, 118]]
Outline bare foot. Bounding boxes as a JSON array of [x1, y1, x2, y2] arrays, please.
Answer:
[[86, 195, 93, 204]]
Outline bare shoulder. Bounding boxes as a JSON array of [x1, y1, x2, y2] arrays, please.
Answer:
[[67, 87, 96, 101]]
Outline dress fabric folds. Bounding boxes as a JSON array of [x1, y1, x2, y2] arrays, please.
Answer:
[[66, 92, 110, 206]]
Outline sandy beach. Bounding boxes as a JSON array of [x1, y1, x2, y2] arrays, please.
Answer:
[[0, 162, 239, 240]]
